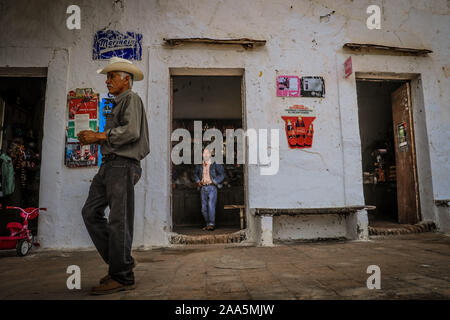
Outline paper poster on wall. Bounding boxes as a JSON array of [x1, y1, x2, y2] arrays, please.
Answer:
[[67, 119, 98, 143], [93, 30, 143, 60], [65, 88, 99, 168], [300, 76, 325, 97], [281, 105, 316, 149], [277, 76, 301, 97], [68, 88, 99, 120], [397, 122, 408, 151], [65, 143, 99, 168]]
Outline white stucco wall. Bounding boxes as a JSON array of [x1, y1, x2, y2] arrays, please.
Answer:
[[0, 0, 448, 248], [273, 215, 348, 241]]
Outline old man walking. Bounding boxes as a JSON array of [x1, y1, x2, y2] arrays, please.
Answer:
[[78, 57, 149, 295]]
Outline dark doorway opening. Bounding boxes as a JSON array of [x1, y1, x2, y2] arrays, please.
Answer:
[[0, 77, 46, 236], [357, 79, 421, 227], [170, 75, 245, 237]]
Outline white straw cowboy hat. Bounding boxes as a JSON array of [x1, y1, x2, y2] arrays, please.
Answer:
[[97, 57, 144, 81]]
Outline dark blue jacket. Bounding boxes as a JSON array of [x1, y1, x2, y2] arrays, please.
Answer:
[[194, 162, 225, 188]]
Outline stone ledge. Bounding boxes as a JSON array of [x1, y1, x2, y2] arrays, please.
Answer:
[[254, 205, 373, 216]]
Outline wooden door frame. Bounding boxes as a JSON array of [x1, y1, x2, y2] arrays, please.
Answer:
[[355, 72, 422, 223], [0, 97, 5, 150], [168, 68, 247, 232]]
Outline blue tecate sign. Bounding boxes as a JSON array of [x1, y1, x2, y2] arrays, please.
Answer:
[[93, 30, 143, 60]]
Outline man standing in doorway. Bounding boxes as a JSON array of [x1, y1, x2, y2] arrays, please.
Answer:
[[78, 57, 149, 295], [194, 148, 225, 231]]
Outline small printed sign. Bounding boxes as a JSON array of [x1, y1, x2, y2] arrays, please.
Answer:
[[93, 30, 143, 60], [300, 76, 325, 97], [344, 56, 352, 78], [277, 76, 301, 97]]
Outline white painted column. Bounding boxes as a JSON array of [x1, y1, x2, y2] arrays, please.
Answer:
[[259, 215, 274, 246], [346, 209, 369, 240], [38, 48, 70, 248]]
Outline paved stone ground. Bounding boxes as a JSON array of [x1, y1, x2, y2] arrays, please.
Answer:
[[0, 232, 449, 300]]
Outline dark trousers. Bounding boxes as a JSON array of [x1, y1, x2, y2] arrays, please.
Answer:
[[82, 157, 142, 285]]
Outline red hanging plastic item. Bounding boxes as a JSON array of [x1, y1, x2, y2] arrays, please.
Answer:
[[281, 105, 316, 149]]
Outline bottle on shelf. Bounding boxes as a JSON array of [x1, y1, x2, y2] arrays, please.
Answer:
[[295, 116, 306, 147], [305, 123, 314, 147], [287, 120, 296, 146]]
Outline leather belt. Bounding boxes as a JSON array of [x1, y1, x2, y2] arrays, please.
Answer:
[[102, 154, 139, 165]]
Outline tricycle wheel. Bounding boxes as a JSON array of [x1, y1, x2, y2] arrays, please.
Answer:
[[16, 239, 30, 256]]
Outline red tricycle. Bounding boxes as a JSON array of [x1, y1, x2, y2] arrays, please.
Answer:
[[0, 206, 46, 256]]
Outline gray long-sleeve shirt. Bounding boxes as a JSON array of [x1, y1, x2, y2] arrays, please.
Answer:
[[101, 89, 150, 161]]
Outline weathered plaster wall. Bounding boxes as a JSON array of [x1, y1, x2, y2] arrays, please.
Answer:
[[0, 0, 448, 248], [273, 215, 347, 241]]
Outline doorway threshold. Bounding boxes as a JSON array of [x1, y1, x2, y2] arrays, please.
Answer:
[[170, 227, 246, 245], [368, 220, 436, 236]]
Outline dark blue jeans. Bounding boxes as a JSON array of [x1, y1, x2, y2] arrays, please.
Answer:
[[201, 185, 218, 226], [82, 156, 142, 286]]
